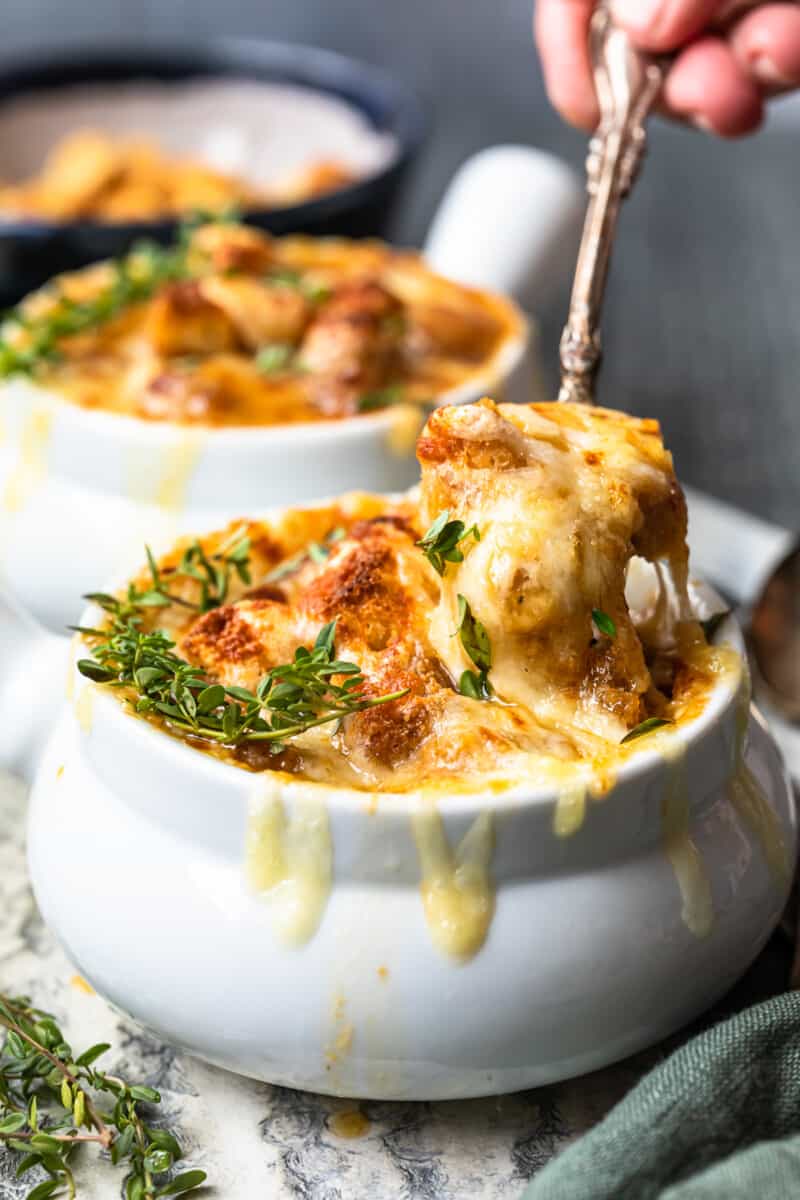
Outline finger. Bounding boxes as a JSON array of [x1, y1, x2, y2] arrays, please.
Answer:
[[534, 0, 599, 130], [715, 1, 762, 22], [663, 35, 765, 134], [610, 0, 726, 51], [728, 3, 800, 90]]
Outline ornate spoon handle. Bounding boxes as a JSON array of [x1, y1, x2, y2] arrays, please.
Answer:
[[558, 4, 667, 405]]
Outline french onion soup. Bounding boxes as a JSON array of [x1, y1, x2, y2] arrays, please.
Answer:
[[0, 221, 523, 427], [0, 129, 358, 222], [75, 399, 738, 796]]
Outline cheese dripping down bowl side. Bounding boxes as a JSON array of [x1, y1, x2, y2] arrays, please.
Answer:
[[14, 398, 795, 1100], [0, 146, 582, 633]]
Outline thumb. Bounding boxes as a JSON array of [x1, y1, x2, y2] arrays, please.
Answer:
[[610, 0, 725, 50]]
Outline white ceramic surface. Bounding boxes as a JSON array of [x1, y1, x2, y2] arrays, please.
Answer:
[[0, 145, 582, 631], [3, 568, 794, 1100]]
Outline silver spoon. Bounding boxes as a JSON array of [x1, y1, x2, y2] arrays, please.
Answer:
[[559, 2, 667, 405], [558, 6, 800, 727]]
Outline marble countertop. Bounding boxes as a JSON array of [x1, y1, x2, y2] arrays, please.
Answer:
[[0, 771, 790, 1198]]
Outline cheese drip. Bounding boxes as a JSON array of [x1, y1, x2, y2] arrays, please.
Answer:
[[732, 685, 791, 890], [245, 783, 332, 945], [660, 739, 714, 938], [3, 406, 53, 513], [412, 806, 494, 960]]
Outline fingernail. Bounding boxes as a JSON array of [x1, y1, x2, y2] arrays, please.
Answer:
[[751, 55, 794, 89], [610, 0, 663, 34]]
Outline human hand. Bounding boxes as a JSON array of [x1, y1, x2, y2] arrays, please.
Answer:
[[535, 1, 800, 136]]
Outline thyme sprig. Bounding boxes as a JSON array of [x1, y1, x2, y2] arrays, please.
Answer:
[[454, 593, 493, 701], [0, 210, 248, 379], [85, 529, 251, 619], [0, 993, 206, 1199], [417, 511, 480, 577], [76, 604, 406, 751], [0, 239, 192, 379]]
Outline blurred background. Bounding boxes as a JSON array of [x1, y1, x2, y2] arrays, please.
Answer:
[[2, 0, 799, 524]]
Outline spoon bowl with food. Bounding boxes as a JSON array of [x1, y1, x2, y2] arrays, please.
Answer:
[[5, 400, 793, 1099]]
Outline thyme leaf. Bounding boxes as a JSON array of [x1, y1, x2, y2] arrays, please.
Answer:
[[591, 609, 617, 640], [266, 268, 330, 304], [255, 343, 294, 373], [620, 716, 673, 745], [95, 530, 252, 619], [0, 992, 206, 1198], [455, 594, 492, 700], [417, 511, 480, 576], [458, 669, 492, 701]]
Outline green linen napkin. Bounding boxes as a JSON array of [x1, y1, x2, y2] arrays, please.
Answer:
[[521, 992, 800, 1200]]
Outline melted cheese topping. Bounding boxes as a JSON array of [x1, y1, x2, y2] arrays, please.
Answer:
[[102, 400, 732, 797], [6, 224, 523, 428], [419, 399, 690, 750], [0, 128, 358, 222]]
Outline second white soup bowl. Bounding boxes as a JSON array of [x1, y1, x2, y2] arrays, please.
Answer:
[[0, 146, 581, 630]]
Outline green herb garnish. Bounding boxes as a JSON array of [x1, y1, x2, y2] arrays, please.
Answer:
[[265, 526, 346, 584], [417, 512, 480, 576], [0, 992, 206, 1199], [76, 606, 405, 752], [0, 239, 193, 379], [455, 593, 492, 700], [87, 529, 251, 619], [301, 279, 331, 305], [458, 668, 492, 702], [356, 386, 404, 413], [381, 313, 406, 337], [591, 609, 617, 639], [267, 268, 302, 289], [620, 717, 673, 745], [266, 269, 330, 304], [255, 343, 294, 373], [700, 610, 730, 642]]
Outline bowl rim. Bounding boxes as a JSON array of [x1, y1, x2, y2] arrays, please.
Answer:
[[72, 566, 746, 820], [0, 37, 427, 237], [2, 310, 529, 447]]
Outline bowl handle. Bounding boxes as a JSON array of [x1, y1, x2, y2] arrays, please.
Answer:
[[685, 486, 794, 605], [0, 587, 71, 780], [423, 145, 583, 312]]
